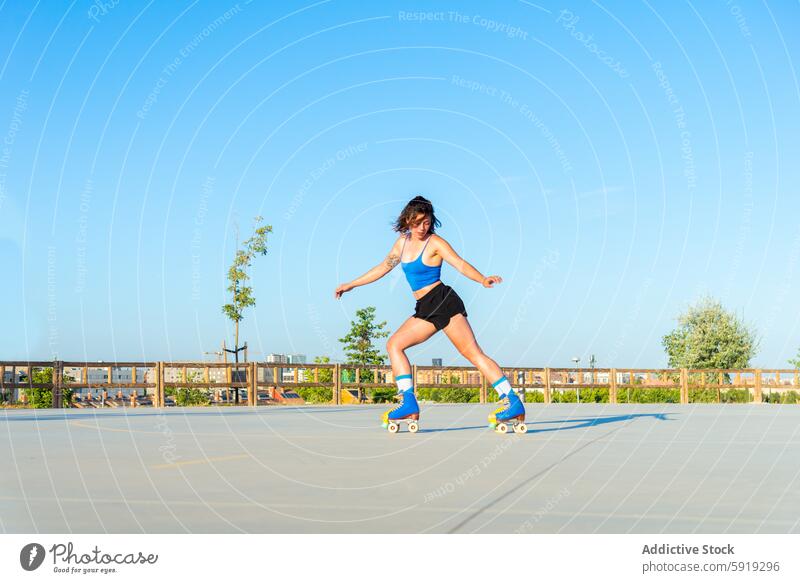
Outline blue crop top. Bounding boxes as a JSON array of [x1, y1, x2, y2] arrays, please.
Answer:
[[400, 234, 442, 291]]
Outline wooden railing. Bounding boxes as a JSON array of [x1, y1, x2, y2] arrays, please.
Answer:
[[0, 361, 798, 408]]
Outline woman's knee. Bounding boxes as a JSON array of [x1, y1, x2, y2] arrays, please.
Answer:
[[460, 345, 484, 363], [386, 336, 405, 354]]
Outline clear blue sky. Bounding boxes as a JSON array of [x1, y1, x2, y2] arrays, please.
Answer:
[[0, 0, 798, 368]]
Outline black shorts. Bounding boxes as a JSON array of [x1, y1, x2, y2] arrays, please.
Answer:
[[413, 283, 468, 331]]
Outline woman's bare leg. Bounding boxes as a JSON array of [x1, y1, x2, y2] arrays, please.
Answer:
[[386, 316, 438, 379], [442, 314, 504, 382]]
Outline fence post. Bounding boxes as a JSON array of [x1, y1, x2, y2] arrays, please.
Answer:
[[412, 364, 418, 396], [155, 362, 165, 408], [754, 369, 762, 404], [52, 360, 63, 409], [151, 363, 157, 407], [544, 367, 551, 404], [609, 368, 617, 404], [249, 362, 257, 407], [480, 373, 487, 404], [680, 368, 688, 404], [333, 363, 341, 405]]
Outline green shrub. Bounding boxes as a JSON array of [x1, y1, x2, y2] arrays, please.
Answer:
[[763, 391, 799, 404], [413, 388, 543, 403], [551, 389, 576, 403], [297, 387, 333, 404], [302, 369, 333, 384], [720, 388, 751, 403], [416, 387, 480, 403], [301, 357, 334, 384], [616, 387, 681, 403], [416, 387, 435, 401], [22, 368, 74, 408], [551, 387, 609, 403], [688, 388, 718, 403], [367, 387, 396, 403], [165, 387, 211, 406], [525, 390, 545, 403]]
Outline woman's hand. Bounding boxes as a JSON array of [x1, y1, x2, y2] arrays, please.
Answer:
[[482, 275, 503, 288], [334, 282, 354, 299]]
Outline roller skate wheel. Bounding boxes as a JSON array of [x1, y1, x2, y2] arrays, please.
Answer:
[[408, 421, 419, 433], [488, 422, 496, 429], [387, 422, 399, 434], [514, 423, 527, 434], [496, 422, 509, 434], [381, 422, 388, 429]]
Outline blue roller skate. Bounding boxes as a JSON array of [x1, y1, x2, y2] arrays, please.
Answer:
[[488, 389, 527, 434], [381, 388, 420, 434]]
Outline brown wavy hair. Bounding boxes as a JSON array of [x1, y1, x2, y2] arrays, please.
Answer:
[[392, 196, 442, 234]]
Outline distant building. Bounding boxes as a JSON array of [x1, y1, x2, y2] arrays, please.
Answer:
[[2, 369, 26, 383], [63, 367, 135, 384], [432, 358, 442, 367], [62, 364, 229, 385], [265, 353, 307, 383]]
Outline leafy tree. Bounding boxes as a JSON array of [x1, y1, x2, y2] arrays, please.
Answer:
[[221, 216, 272, 403], [662, 296, 759, 380], [303, 356, 334, 383], [338, 306, 390, 382], [23, 367, 73, 408], [165, 371, 211, 406], [789, 348, 800, 369]]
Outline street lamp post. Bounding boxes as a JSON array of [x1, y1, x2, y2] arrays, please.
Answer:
[[572, 357, 581, 404]]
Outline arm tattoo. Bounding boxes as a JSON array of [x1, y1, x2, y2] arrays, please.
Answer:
[[385, 254, 400, 269]]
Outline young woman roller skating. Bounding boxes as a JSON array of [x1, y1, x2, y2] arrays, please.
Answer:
[[334, 196, 526, 434]]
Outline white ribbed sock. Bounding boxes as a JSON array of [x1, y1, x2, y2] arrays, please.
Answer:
[[492, 375, 513, 396], [395, 374, 413, 394]]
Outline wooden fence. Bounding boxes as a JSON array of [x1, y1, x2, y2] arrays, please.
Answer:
[[0, 361, 798, 408]]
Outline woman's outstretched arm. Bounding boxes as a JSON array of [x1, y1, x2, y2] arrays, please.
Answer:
[[334, 237, 403, 299], [433, 235, 503, 288]]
